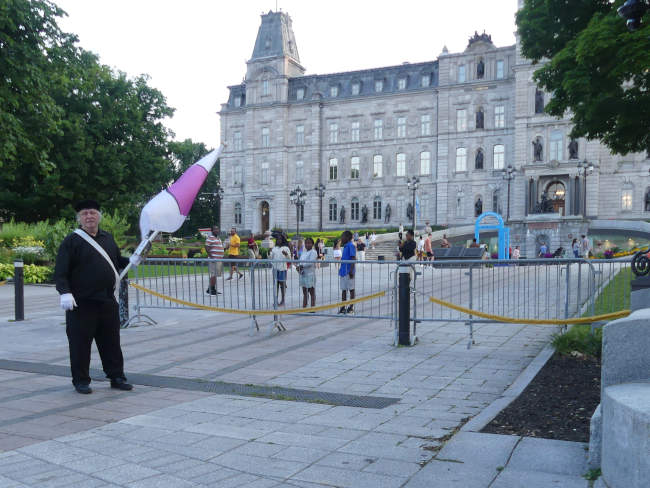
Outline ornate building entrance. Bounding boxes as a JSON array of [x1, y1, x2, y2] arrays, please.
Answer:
[[546, 181, 566, 216]]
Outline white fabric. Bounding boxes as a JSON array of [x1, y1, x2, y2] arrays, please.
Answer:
[[298, 249, 318, 275], [194, 148, 220, 172], [270, 246, 290, 271], [139, 191, 187, 239], [73, 229, 120, 290], [60, 293, 77, 311]]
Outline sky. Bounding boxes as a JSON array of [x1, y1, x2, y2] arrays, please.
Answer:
[[54, 0, 519, 147]]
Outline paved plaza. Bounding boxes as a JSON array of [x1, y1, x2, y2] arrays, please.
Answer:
[[0, 274, 594, 487]]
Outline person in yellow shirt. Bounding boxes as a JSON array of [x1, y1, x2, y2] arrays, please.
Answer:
[[226, 227, 244, 280]]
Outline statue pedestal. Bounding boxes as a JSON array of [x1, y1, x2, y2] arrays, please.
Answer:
[[508, 215, 589, 258], [631, 276, 650, 312], [261, 230, 274, 249]]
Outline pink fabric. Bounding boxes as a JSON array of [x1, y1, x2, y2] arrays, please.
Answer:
[[167, 165, 208, 216]]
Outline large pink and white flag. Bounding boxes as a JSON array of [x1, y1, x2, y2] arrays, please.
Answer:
[[139, 144, 224, 239]]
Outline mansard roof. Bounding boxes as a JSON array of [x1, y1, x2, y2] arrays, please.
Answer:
[[250, 10, 300, 64]]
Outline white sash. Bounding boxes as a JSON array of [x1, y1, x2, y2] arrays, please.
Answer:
[[74, 229, 121, 292]]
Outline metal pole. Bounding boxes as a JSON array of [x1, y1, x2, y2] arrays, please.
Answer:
[[296, 203, 300, 237], [412, 187, 416, 232], [319, 193, 323, 231], [507, 179, 511, 221], [14, 260, 24, 321], [398, 265, 411, 345], [583, 174, 587, 217]]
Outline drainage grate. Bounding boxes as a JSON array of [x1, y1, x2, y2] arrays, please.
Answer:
[[0, 359, 399, 409]]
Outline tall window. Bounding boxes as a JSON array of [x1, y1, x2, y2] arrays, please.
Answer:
[[550, 131, 563, 161], [457, 109, 467, 131], [374, 119, 383, 140], [329, 122, 338, 143], [420, 151, 431, 175], [329, 158, 338, 180], [328, 199, 337, 221], [493, 144, 505, 169], [234, 202, 242, 224], [622, 189, 633, 210], [233, 165, 243, 185], [296, 125, 304, 145], [233, 131, 242, 151], [421, 73, 431, 87], [295, 160, 304, 181], [375, 79, 384, 92], [397, 117, 406, 138], [456, 147, 467, 172], [492, 190, 500, 213], [373, 154, 383, 178], [351, 82, 360, 95], [397, 77, 407, 90], [296, 87, 305, 100], [261, 127, 269, 147], [458, 65, 466, 83], [350, 156, 360, 179], [373, 197, 382, 220], [351, 198, 359, 220], [494, 105, 505, 128], [421, 114, 431, 136], [396, 153, 406, 177], [234, 96, 241, 108], [350, 121, 360, 142], [330, 85, 338, 97], [496, 60, 504, 79], [262, 79, 269, 96], [261, 161, 270, 184]]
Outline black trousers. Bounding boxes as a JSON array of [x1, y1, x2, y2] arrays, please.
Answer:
[[65, 300, 125, 386]]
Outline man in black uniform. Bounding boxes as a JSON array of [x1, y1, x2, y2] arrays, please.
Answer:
[[54, 200, 140, 394], [400, 229, 417, 260]]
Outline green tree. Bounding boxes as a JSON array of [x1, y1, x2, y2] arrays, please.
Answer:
[[167, 139, 220, 236], [517, 0, 650, 155]]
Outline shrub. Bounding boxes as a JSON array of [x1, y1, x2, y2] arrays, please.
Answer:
[[552, 325, 602, 358], [0, 264, 52, 283], [101, 209, 129, 247], [0, 263, 13, 280], [43, 218, 75, 261]]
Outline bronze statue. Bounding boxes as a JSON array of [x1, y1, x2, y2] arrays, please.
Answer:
[[645, 190, 650, 212], [477, 59, 484, 79], [406, 203, 414, 220], [532, 137, 543, 161], [339, 205, 345, 224], [361, 205, 368, 223], [476, 108, 484, 129], [475, 198, 483, 217], [384, 203, 391, 223], [475, 149, 484, 169], [568, 139, 578, 159]]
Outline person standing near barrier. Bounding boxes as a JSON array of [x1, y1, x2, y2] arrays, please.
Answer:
[[54, 200, 138, 394], [572, 238, 580, 258], [581, 234, 591, 258], [400, 229, 417, 260], [247, 237, 260, 259], [226, 227, 243, 280], [338, 230, 356, 314], [271, 235, 290, 306], [357, 236, 366, 262], [398, 223, 404, 241], [424, 233, 433, 260], [512, 245, 521, 259], [205, 225, 224, 296], [298, 237, 317, 308]]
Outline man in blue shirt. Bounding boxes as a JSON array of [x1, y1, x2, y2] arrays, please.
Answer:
[[338, 230, 356, 314]]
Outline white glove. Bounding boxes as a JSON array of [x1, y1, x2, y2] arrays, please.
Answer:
[[129, 254, 143, 267], [60, 293, 77, 311]]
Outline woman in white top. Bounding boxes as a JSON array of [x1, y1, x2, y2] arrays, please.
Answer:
[[332, 240, 342, 266], [270, 236, 290, 305], [298, 237, 317, 308]]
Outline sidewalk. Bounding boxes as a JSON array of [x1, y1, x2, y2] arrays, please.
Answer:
[[0, 284, 591, 487]]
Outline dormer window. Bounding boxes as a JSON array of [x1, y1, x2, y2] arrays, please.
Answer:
[[375, 79, 384, 93], [351, 82, 360, 95], [397, 77, 407, 90], [330, 85, 339, 97], [421, 74, 431, 87], [262, 79, 270, 96], [296, 88, 305, 100], [458, 65, 466, 83], [496, 60, 504, 79], [233, 97, 241, 108]]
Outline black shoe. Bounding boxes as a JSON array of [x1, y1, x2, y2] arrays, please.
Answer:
[[205, 288, 219, 296], [338, 307, 347, 314], [346, 305, 354, 315], [75, 384, 92, 394], [110, 378, 133, 391]]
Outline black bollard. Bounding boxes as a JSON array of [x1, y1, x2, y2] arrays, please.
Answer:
[[14, 260, 24, 321], [398, 264, 410, 345]]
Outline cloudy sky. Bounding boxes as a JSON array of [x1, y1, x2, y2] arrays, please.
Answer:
[[55, 0, 519, 147]]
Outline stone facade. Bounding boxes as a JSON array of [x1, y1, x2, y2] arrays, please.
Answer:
[[218, 6, 650, 235]]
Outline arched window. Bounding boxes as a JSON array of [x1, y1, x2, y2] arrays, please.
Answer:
[[329, 158, 338, 180], [328, 198, 337, 222], [234, 202, 242, 225], [373, 196, 382, 220], [549, 131, 563, 161], [492, 189, 500, 214], [493, 144, 505, 169], [456, 147, 467, 172], [351, 198, 359, 220]]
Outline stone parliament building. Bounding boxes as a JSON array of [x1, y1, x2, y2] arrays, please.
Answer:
[[218, 3, 650, 238]]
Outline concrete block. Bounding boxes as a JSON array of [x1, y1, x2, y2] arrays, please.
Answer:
[[601, 382, 650, 488], [506, 437, 587, 477], [602, 310, 650, 392], [630, 278, 650, 312], [587, 403, 602, 470]]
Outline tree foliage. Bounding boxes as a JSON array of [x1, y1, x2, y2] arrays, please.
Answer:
[[517, 0, 650, 155]]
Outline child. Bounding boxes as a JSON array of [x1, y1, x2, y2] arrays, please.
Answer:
[[270, 235, 290, 306], [297, 237, 317, 308]]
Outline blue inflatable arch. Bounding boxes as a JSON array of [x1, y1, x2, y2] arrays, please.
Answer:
[[474, 212, 510, 259]]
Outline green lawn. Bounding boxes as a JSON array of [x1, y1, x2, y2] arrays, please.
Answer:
[[590, 266, 631, 316]]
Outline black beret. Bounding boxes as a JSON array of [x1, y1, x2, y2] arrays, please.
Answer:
[[74, 199, 100, 212]]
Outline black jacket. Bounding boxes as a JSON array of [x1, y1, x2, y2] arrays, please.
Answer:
[[54, 228, 129, 303]]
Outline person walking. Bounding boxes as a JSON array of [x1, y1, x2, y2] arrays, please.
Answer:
[[54, 200, 138, 394], [270, 235, 290, 306], [416, 235, 425, 260], [424, 233, 433, 261], [572, 238, 580, 258], [226, 227, 244, 280], [338, 231, 356, 314], [400, 229, 417, 261], [370, 231, 377, 249], [357, 236, 366, 262], [581, 234, 591, 258], [205, 225, 224, 296], [512, 245, 521, 259], [398, 223, 404, 241], [298, 237, 317, 308]]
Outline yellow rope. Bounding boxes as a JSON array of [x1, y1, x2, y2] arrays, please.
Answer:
[[130, 281, 386, 316], [428, 296, 630, 325]]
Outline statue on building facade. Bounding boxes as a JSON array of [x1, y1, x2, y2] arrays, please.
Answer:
[[468, 31, 492, 47], [475, 198, 483, 217], [406, 203, 414, 220], [475, 149, 484, 169], [339, 205, 345, 224], [532, 137, 543, 162], [476, 108, 484, 129], [645, 190, 650, 212], [476, 59, 485, 79], [532, 190, 554, 214], [384, 203, 391, 223], [568, 139, 579, 160], [535, 89, 544, 114], [361, 204, 368, 223]]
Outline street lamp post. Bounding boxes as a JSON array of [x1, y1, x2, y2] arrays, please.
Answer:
[[289, 186, 307, 238], [406, 176, 419, 232], [577, 159, 594, 217], [313, 184, 326, 231], [200, 184, 224, 226], [503, 165, 515, 221]]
